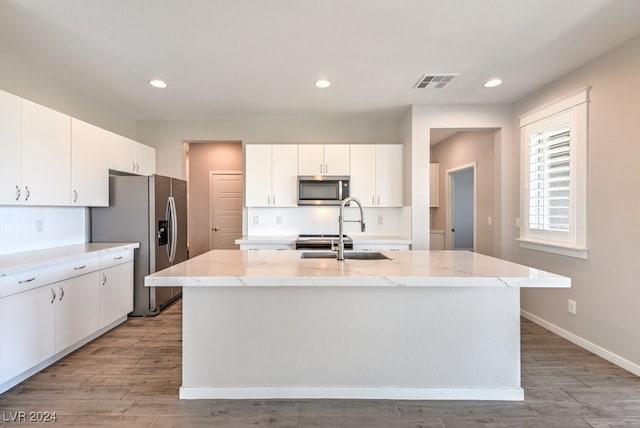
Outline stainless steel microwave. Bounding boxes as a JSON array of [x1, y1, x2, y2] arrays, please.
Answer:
[[297, 176, 350, 205]]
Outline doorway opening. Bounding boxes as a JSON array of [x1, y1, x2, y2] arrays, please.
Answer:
[[446, 163, 476, 251]]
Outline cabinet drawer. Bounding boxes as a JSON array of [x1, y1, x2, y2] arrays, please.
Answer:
[[0, 254, 100, 299], [100, 248, 134, 269]]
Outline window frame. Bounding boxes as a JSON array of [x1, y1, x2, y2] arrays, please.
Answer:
[[517, 87, 589, 259]]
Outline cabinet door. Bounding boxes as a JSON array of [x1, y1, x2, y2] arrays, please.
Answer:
[[323, 145, 350, 176], [135, 142, 156, 176], [55, 272, 100, 352], [376, 145, 403, 207], [0, 90, 22, 205], [21, 99, 72, 205], [71, 119, 109, 206], [271, 144, 298, 207], [107, 133, 136, 174], [349, 145, 376, 207], [298, 144, 324, 175], [0, 286, 55, 385], [99, 262, 134, 328], [245, 144, 273, 207]]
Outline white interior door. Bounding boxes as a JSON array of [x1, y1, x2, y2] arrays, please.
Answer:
[[210, 173, 244, 249]]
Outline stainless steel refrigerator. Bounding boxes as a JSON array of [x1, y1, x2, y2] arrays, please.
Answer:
[[91, 175, 188, 316]]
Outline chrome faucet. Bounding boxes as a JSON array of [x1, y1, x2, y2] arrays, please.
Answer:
[[337, 196, 366, 260]]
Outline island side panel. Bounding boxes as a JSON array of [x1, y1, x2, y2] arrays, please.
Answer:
[[181, 285, 522, 400]]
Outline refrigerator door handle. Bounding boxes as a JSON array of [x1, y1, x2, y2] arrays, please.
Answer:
[[166, 196, 173, 263], [168, 196, 177, 264]]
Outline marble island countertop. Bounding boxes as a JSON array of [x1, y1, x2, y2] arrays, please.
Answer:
[[145, 249, 570, 289]]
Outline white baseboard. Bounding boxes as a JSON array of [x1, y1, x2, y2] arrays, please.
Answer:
[[180, 386, 524, 401], [521, 310, 640, 377]]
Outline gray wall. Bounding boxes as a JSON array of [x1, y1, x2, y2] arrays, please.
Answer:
[[514, 35, 640, 370]]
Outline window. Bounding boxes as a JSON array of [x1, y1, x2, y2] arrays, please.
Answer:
[[518, 88, 589, 259]]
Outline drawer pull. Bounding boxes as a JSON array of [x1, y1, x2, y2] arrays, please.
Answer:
[[59, 285, 64, 301], [18, 277, 36, 284], [113, 256, 124, 260], [74, 265, 86, 270], [50, 288, 56, 304]]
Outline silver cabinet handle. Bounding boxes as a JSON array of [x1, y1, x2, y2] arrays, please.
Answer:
[[25, 186, 30, 201], [372, 196, 375, 205], [113, 256, 123, 260], [325, 164, 328, 174], [102, 273, 107, 286], [73, 190, 78, 203], [15, 185, 21, 201], [50, 288, 56, 304], [272, 195, 276, 205], [59, 285, 64, 301], [377, 195, 380, 205], [18, 277, 36, 284], [74, 265, 86, 270], [320, 164, 323, 174], [267, 195, 271, 205], [132, 161, 136, 171], [136, 162, 140, 172]]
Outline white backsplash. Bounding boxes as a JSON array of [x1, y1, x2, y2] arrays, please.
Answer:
[[247, 206, 411, 237], [0, 206, 88, 255]]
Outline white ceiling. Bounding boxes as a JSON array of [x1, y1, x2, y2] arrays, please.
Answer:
[[2, 0, 640, 121]]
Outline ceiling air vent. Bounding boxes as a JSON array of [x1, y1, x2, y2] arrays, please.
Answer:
[[414, 74, 458, 89]]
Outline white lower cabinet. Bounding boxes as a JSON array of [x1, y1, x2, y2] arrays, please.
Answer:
[[0, 286, 55, 386], [99, 262, 134, 328], [54, 272, 100, 352], [352, 243, 410, 251], [0, 246, 135, 393]]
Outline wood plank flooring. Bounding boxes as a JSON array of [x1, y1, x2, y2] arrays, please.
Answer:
[[2, 299, 640, 427]]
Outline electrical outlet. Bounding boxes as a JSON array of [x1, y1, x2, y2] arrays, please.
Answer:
[[276, 216, 282, 225], [487, 216, 492, 226], [568, 299, 577, 315], [377, 216, 383, 225], [35, 219, 44, 233], [515, 217, 521, 228], [252, 216, 259, 225]]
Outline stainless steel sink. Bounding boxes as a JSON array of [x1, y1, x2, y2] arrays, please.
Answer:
[[300, 251, 390, 260]]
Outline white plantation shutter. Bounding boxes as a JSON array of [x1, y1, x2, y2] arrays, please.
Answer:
[[528, 125, 571, 232], [519, 87, 589, 258]]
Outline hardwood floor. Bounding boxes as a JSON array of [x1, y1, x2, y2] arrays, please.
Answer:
[[1, 299, 640, 427]]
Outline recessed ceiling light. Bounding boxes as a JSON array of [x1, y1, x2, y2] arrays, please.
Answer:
[[149, 79, 168, 89], [483, 78, 502, 88], [314, 79, 331, 89]]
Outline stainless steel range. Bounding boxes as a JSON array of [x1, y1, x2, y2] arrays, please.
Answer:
[[295, 234, 353, 250]]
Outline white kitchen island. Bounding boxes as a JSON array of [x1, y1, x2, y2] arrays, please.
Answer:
[[145, 250, 569, 401]]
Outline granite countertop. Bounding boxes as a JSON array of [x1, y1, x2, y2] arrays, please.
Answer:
[[0, 243, 140, 277], [145, 249, 570, 289]]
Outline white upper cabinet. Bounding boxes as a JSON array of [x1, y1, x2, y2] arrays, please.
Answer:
[[271, 145, 298, 206], [349, 145, 377, 206], [134, 142, 156, 176], [21, 99, 71, 206], [0, 90, 22, 205], [245, 144, 297, 207], [375, 144, 403, 207], [108, 134, 156, 176], [298, 144, 350, 176], [350, 144, 403, 207], [71, 119, 109, 206]]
